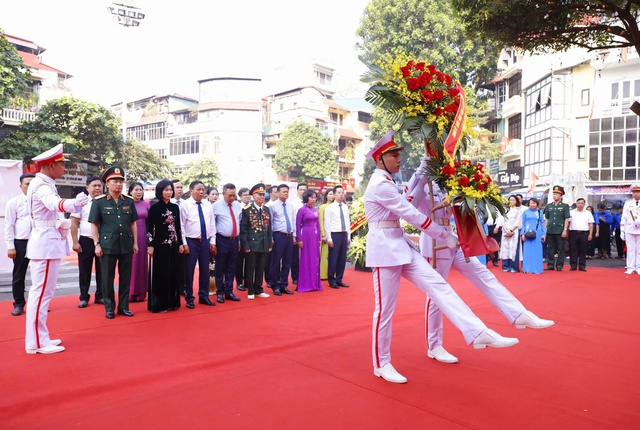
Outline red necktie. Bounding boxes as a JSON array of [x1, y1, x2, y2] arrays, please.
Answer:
[[229, 203, 237, 237]]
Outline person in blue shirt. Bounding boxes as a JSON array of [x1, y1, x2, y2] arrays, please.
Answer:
[[611, 205, 625, 259], [596, 203, 613, 258]]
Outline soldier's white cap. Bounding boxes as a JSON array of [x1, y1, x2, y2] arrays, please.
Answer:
[[631, 182, 640, 191], [366, 130, 404, 160], [32, 143, 67, 166]]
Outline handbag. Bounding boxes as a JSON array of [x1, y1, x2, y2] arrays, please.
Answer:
[[524, 210, 541, 240]]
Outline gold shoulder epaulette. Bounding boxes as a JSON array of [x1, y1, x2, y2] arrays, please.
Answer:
[[94, 194, 107, 200], [244, 203, 252, 210]]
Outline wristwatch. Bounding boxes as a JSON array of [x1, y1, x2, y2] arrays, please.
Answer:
[[94, 241, 100, 246]]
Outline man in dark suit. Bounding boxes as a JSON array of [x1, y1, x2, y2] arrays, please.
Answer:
[[240, 183, 273, 299], [89, 166, 139, 319]]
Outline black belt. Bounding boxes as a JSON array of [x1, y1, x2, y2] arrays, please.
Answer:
[[274, 231, 292, 236], [216, 233, 238, 240], [187, 237, 204, 242]]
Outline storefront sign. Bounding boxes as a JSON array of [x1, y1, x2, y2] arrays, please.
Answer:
[[57, 163, 88, 187], [496, 167, 523, 188]]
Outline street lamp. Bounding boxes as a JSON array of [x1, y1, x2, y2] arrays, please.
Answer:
[[107, 2, 146, 27]]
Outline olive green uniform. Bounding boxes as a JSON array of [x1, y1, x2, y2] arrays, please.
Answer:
[[544, 201, 570, 270], [89, 193, 138, 313], [240, 202, 272, 295]]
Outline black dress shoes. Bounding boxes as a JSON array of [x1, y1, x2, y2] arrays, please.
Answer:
[[216, 294, 225, 304], [94, 298, 104, 305], [186, 301, 195, 309], [281, 287, 294, 295], [546, 266, 555, 270], [106, 311, 115, 319], [237, 284, 246, 291], [337, 282, 350, 288], [579, 268, 587, 272], [199, 298, 216, 306], [11, 306, 24, 316], [117, 310, 134, 317], [570, 268, 577, 271], [273, 289, 282, 296], [225, 293, 241, 302], [78, 300, 89, 308], [329, 284, 339, 289]]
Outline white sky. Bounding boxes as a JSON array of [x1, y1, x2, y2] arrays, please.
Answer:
[[2, 0, 371, 106]]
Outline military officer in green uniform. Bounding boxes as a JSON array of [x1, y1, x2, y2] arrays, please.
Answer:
[[544, 185, 571, 271], [89, 166, 139, 319], [240, 183, 273, 299]]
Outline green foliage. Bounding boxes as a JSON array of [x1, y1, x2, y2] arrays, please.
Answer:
[[122, 139, 174, 182], [179, 157, 220, 188], [402, 222, 421, 235], [0, 29, 31, 110], [0, 97, 124, 169], [346, 235, 368, 267], [273, 121, 337, 181], [452, 0, 640, 53], [356, 0, 502, 91]]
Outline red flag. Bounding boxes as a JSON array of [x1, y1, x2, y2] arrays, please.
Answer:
[[442, 83, 467, 161]]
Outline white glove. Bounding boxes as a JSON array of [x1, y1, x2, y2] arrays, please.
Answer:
[[440, 231, 459, 249], [74, 192, 89, 207], [621, 231, 625, 241]]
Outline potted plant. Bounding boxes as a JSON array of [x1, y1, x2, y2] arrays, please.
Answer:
[[347, 198, 372, 272]]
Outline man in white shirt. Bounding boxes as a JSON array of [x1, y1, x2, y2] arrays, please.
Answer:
[[71, 176, 105, 308], [621, 182, 640, 274], [568, 198, 594, 272], [181, 180, 217, 308], [290, 182, 307, 286], [5, 173, 34, 316], [324, 185, 350, 288], [212, 183, 243, 303], [264, 185, 279, 288]]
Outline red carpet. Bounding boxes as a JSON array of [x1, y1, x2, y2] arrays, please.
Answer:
[[1, 265, 639, 429]]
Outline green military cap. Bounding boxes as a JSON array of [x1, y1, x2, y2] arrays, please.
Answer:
[[102, 166, 125, 183], [251, 183, 266, 195]]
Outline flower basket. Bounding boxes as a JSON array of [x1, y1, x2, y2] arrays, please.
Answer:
[[451, 198, 500, 259]]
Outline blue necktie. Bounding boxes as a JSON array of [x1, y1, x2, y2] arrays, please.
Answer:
[[283, 202, 291, 233], [196, 202, 206, 239]]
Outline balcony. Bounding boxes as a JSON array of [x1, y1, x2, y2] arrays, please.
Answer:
[[1, 108, 36, 126], [501, 95, 522, 119], [501, 138, 522, 160]]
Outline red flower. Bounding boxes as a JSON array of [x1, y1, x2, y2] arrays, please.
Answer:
[[444, 75, 453, 86], [458, 176, 470, 187], [461, 159, 471, 165], [454, 161, 460, 168], [415, 62, 425, 71], [441, 164, 456, 177], [407, 77, 420, 91], [433, 107, 443, 116], [473, 171, 484, 182], [477, 183, 486, 191], [475, 163, 484, 170], [400, 65, 412, 78], [418, 72, 432, 86], [434, 90, 444, 101], [427, 64, 436, 73], [421, 90, 434, 103], [486, 176, 492, 184], [447, 87, 460, 97]]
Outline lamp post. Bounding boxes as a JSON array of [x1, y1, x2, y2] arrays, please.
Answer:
[[107, 1, 146, 27]]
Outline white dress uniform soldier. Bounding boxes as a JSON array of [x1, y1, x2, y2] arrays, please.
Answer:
[[364, 131, 518, 384], [24, 144, 88, 354], [620, 182, 640, 274], [405, 155, 554, 364]]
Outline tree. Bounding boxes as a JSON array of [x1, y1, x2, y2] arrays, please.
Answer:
[[0, 97, 170, 181], [356, 0, 502, 91], [452, 0, 640, 54], [122, 139, 175, 182], [179, 157, 219, 188], [273, 121, 337, 181], [0, 29, 31, 110], [0, 97, 124, 168]]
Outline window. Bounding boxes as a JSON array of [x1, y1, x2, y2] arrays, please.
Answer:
[[581, 89, 590, 106], [577, 145, 586, 160], [316, 71, 332, 86], [524, 129, 551, 177], [169, 135, 200, 156], [508, 73, 521, 98], [525, 76, 552, 127], [496, 82, 507, 106], [589, 116, 640, 181], [507, 115, 521, 140], [157, 148, 167, 159], [126, 122, 165, 141]]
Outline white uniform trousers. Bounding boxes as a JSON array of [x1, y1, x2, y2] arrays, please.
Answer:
[[372, 249, 487, 369], [626, 233, 640, 272], [25, 259, 61, 350], [424, 249, 526, 350]]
